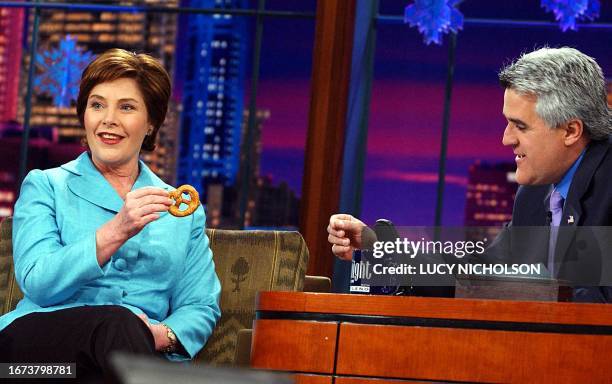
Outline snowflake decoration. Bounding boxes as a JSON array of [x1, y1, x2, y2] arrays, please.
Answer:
[[541, 0, 600, 31], [404, 0, 464, 45], [34, 35, 94, 108]]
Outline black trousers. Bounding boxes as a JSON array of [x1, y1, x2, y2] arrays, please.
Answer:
[[0, 305, 159, 383]]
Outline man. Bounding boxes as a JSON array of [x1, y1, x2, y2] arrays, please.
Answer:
[[328, 47, 612, 302]]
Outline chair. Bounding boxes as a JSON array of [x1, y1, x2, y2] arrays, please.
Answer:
[[0, 217, 20, 315], [196, 228, 312, 365], [0, 217, 330, 366]]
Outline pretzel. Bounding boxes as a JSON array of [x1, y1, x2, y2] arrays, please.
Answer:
[[168, 184, 200, 217]]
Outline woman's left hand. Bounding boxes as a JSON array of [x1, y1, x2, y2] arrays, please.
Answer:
[[137, 314, 170, 352]]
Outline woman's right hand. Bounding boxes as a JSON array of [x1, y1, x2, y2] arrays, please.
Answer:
[[113, 187, 172, 240], [96, 187, 172, 266]]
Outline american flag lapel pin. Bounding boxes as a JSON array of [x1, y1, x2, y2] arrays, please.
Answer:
[[568, 216, 575, 224]]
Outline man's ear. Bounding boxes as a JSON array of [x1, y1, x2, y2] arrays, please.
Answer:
[[563, 119, 584, 146]]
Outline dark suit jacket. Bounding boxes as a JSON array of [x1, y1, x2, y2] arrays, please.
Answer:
[[489, 137, 612, 302], [511, 137, 611, 228]]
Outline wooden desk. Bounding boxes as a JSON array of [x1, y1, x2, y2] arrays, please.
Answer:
[[251, 292, 612, 383]]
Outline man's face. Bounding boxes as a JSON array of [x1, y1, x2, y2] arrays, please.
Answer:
[[502, 89, 570, 185]]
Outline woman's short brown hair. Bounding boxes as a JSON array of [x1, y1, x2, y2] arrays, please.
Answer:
[[76, 48, 171, 152]]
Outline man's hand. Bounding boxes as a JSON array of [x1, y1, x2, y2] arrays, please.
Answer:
[[327, 214, 366, 261]]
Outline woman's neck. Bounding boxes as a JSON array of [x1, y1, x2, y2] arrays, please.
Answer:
[[90, 155, 140, 200]]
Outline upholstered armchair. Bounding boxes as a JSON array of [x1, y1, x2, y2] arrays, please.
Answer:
[[0, 217, 330, 366], [195, 228, 313, 365]]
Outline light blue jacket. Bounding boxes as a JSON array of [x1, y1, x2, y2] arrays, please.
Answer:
[[0, 152, 221, 361]]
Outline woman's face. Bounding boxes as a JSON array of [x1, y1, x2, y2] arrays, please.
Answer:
[[84, 77, 151, 170]]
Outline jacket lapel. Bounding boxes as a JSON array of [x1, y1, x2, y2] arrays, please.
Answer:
[[555, 140, 608, 261], [542, 186, 552, 224], [63, 152, 171, 214], [64, 153, 124, 213], [562, 140, 608, 227]]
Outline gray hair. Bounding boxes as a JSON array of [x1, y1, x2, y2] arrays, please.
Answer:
[[499, 47, 611, 141]]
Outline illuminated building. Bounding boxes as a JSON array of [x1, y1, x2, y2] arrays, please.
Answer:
[[205, 109, 269, 228], [205, 108, 300, 229], [0, 7, 25, 123], [18, 0, 179, 183], [248, 176, 300, 229], [238, 109, 299, 229], [464, 161, 517, 227], [175, 0, 247, 200], [238, 109, 268, 226]]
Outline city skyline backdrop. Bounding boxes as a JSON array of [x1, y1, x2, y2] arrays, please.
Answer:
[[0, 0, 610, 228]]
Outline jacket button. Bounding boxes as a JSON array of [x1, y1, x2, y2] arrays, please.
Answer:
[[114, 258, 127, 270]]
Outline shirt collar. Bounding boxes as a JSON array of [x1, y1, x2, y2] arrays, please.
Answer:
[[63, 152, 171, 190], [553, 148, 586, 200]]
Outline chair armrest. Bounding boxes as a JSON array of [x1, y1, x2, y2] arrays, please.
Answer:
[[234, 328, 253, 367], [304, 275, 331, 293]]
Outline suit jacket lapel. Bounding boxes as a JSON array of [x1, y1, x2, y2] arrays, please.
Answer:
[[562, 140, 608, 227], [542, 186, 552, 223], [63, 152, 171, 214], [555, 140, 608, 262], [64, 152, 124, 213]]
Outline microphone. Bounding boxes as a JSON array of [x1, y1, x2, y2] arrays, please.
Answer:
[[359, 219, 399, 250], [371, 219, 410, 296], [360, 226, 378, 251], [546, 211, 552, 226], [372, 219, 399, 243]]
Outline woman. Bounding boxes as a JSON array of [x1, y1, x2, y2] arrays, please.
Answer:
[[0, 49, 221, 379]]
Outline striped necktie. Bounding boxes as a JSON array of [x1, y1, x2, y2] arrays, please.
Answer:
[[547, 189, 564, 276]]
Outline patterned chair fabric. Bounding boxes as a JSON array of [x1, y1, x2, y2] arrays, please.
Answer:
[[0, 217, 309, 366], [196, 228, 309, 364], [0, 218, 21, 315]]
